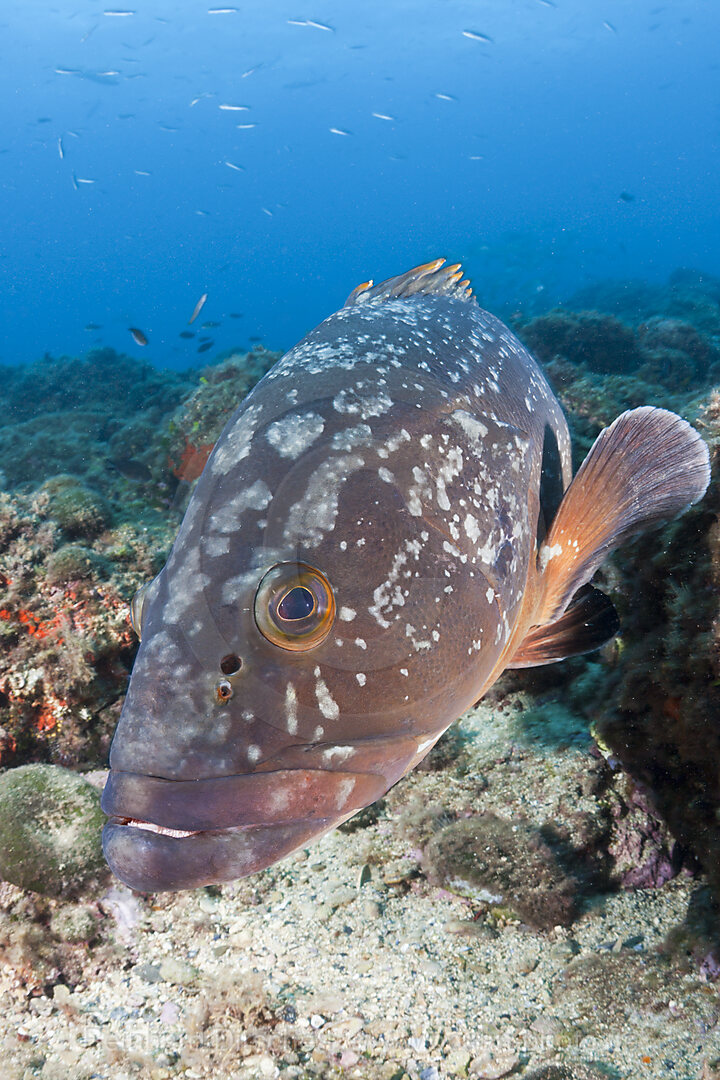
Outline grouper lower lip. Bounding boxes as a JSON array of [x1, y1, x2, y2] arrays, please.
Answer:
[[102, 817, 341, 892]]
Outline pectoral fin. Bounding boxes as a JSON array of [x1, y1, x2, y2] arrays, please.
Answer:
[[508, 585, 619, 668], [533, 406, 710, 628]]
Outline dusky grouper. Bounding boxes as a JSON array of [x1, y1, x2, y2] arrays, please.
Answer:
[[101, 259, 710, 891]]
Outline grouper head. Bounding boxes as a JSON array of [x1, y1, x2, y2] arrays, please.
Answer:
[[102, 386, 518, 891]]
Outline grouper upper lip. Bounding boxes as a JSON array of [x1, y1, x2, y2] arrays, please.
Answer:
[[101, 767, 388, 833]]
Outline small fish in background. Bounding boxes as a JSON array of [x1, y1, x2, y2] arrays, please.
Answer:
[[201, 320, 221, 328], [108, 457, 153, 483], [288, 18, 334, 30], [197, 341, 214, 353], [228, 312, 243, 319], [128, 327, 148, 346], [179, 330, 196, 339], [57, 136, 64, 159], [462, 29, 494, 42], [619, 191, 636, 202], [188, 293, 208, 324], [102, 260, 711, 892], [84, 322, 102, 330]]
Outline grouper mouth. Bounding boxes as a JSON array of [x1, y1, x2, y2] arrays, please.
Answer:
[[108, 818, 200, 839], [101, 766, 387, 892]]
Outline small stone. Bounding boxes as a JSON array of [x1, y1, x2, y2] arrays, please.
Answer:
[[420, 1069, 439, 1080], [310, 1013, 325, 1029], [158, 957, 198, 986], [445, 1048, 472, 1076], [357, 863, 372, 888], [50, 902, 97, 943], [362, 899, 382, 919], [469, 1050, 519, 1078], [52, 984, 73, 1008], [328, 1016, 364, 1038], [325, 885, 357, 909], [159, 1001, 180, 1024], [136, 962, 162, 984]]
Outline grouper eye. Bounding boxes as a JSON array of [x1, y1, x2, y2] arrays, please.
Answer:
[[129, 581, 151, 640], [254, 562, 335, 651]]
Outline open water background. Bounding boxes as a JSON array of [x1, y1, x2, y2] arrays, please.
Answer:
[[1, 0, 718, 368]]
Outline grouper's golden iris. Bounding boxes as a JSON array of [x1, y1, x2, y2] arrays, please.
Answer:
[[254, 563, 335, 651]]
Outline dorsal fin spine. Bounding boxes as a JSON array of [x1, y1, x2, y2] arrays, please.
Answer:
[[344, 259, 475, 307]]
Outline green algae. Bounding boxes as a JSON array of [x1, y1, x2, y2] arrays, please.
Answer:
[[38, 475, 108, 538], [45, 542, 109, 585], [0, 764, 106, 896]]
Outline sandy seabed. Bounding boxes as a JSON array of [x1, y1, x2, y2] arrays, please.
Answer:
[[1, 698, 719, 1080]]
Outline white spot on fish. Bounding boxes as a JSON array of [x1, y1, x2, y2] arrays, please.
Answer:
[[210, 403, 263, 475], [266, 412, 325, 458], [355, 673, 366, 686], [314, 667, 340, 720], [339, 606, 356, 621], [284, 453, 365, 546], [538, 541, 562, 572], [211, 479, 272, 533], [333, 387, 393, 419], [285, 683, 298, 735], [323, 745, 355, 763]]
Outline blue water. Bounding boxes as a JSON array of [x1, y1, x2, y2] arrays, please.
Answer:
[[1, 0, 718, 369]]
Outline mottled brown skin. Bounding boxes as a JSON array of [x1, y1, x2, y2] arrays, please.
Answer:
[[102, 261, 710, 891]]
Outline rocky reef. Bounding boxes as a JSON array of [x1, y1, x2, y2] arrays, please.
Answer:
[[511, 269, 720, 903], [0, 345, 278, 768]]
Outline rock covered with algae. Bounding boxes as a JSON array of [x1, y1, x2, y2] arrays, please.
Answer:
[[512, 274, 720, 901], [0, 764, 106, 896]]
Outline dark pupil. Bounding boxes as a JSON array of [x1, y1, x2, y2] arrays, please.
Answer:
[[277, 586, 315, 621]]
